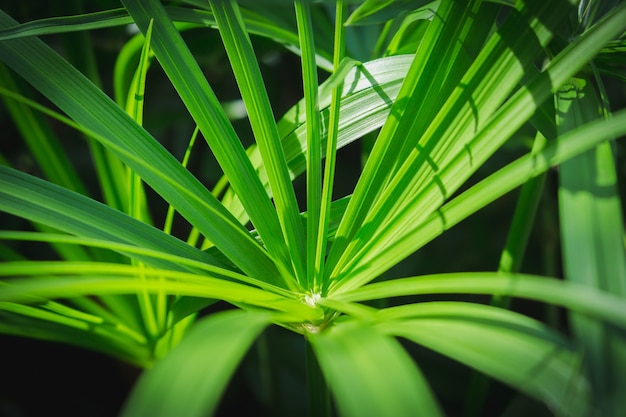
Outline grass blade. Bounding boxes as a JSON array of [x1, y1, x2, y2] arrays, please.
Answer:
[[0, 166, 226, 273], [0, 262, 320, 322], [0, 302, 151, 366], [329, 2, 626, 291], [325, 0, 498, 282], [337, 272, 626, 330], [314, 0, 347, 292], [220, 55, 409, 224], [331, 109, 626, 290]]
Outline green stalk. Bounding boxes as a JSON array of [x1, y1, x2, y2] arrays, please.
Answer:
[[306, 338, 331, 417], [126, 19, 161, 340], [164, 126, 200, 236]]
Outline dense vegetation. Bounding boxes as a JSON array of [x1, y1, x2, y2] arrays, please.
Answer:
[[1, 1, 626, 416]]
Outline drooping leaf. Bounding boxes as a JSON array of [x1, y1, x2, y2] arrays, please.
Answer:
[[378, 302, 590, 417], [309, 319, 444, 417], [120, 310, 271, 417]]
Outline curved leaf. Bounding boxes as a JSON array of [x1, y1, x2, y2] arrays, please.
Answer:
[[0, 261, 321, 322], [309, 319, 444, 417], [378, 302, 590, 416], [120, 310, 271, 417], [336, 273, 626, 330]]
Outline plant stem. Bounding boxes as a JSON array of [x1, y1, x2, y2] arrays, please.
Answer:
[[306, 339, 331, 417]]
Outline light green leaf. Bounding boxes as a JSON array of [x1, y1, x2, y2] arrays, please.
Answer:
[[378, 302, 590, 417], [557, 76, 626, 415], [325, 0, 500, 284], [0, 6, 334, 69], [328, 2, 626, 291], [336, 272, 626, 330], [0, 65, 85, 194], [0, 8, 280, 284], [0, 167, 226, 273], [0, 301, 151, 366], [120, 310, 271, 417], [346, 0, 435, 26], [219, 55, 411, 223], [0, 261, 321, 322], [309, 319, 444, 417], [209, 0, 305, 285]]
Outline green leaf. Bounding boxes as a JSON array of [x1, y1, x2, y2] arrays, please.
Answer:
[[208, 0, 305, 286], [0, 6, 334, 69], [328, 1, 626, 291], [355, 108, 626, 290], [310, 319, 444, 417], [314, 1, 348, 292], [219, 55, 411, 223], [0, 301, 151, 366], [557, 76, 626, 415], [336, 272, 626, 330], [325, 0, 500, 284], [346, 0, 435, 26], [294, 0, 323, 289], [497, 130, 548, 275], [0, 8, 280, 284], [378, 302, 590, 416], [0, 261, 321, 322], [120, 310, 271, 417], [0, 167, 226, 273], [0, 65, 85, 194]]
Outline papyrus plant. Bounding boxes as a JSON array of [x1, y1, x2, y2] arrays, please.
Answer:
[[1, 0, 626, 416]]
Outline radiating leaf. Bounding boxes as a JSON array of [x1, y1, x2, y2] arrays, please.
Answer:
[[0, 9, 280, 284], [309, 319, 444, 417], [336, 272, 626, 330], [378, 302, 590, 416], [328, 2, 626, 291], [120, 310, 271, 417], [0, 261, 321, 322], [346, 0, 435, 26], [0, 167, 227, 273], [209, 0, 305, 285]]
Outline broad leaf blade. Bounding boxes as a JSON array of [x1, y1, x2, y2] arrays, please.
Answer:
[[557, 77, 626, 414], [378, 302, 590, 416], [120, 310, 271, 417], [310, 319, 444, 417]]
